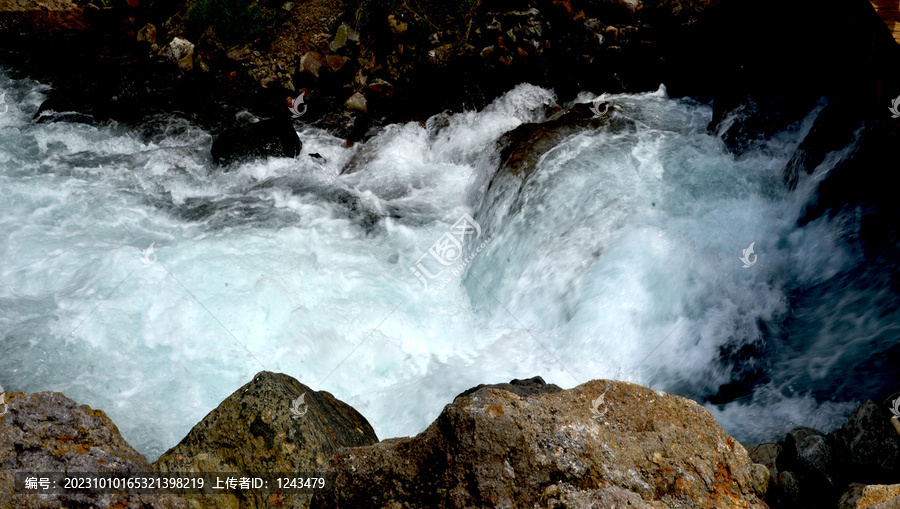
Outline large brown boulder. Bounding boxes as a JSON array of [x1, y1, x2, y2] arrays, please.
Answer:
[[311, 378, 769, 509], [153, 371, 378, 509], [0, 391, 188, 509]]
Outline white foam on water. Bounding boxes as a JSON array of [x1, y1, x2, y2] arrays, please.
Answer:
[[0, 73, 871, 460]]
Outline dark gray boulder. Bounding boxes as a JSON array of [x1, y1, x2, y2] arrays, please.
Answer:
[[454, 375, 562, 399], [211, 118, 302, 166], [833, 399, 900, 483]]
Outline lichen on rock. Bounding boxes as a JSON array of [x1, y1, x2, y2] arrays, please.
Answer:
[[311, 378, 769, 509], [153, 371, 378, 509]]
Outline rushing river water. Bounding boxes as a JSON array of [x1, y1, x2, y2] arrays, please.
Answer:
[[1, 68, 894, 461]]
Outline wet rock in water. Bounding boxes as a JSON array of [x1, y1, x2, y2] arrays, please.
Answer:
[[782, 100, 862, 189], [154, 371, 378, 509], [33, 94, 103, 124], [311, 378, 768, 509], [0, 391, 188, 509], [211, 118, 301, 166], [494, 101, 630, 184]]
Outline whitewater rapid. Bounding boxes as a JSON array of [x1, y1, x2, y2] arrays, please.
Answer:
[[0, 69, 874, 460]]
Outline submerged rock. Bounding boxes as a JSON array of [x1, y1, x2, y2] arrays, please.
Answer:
[[491, 100, 631, 193], [210, 118, 302, 166], [311, 378, 768, 509], [153, 371, 378, 509], [0, 391, 188, 509]]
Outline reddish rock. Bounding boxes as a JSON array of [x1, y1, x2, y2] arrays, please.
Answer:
[[366, 78, 395, 99], [325, 54, 348, 72]]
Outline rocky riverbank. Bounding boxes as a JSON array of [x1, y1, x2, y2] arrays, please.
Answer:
[[2, 0, 899, 138], [2, 374, 900, 508]]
